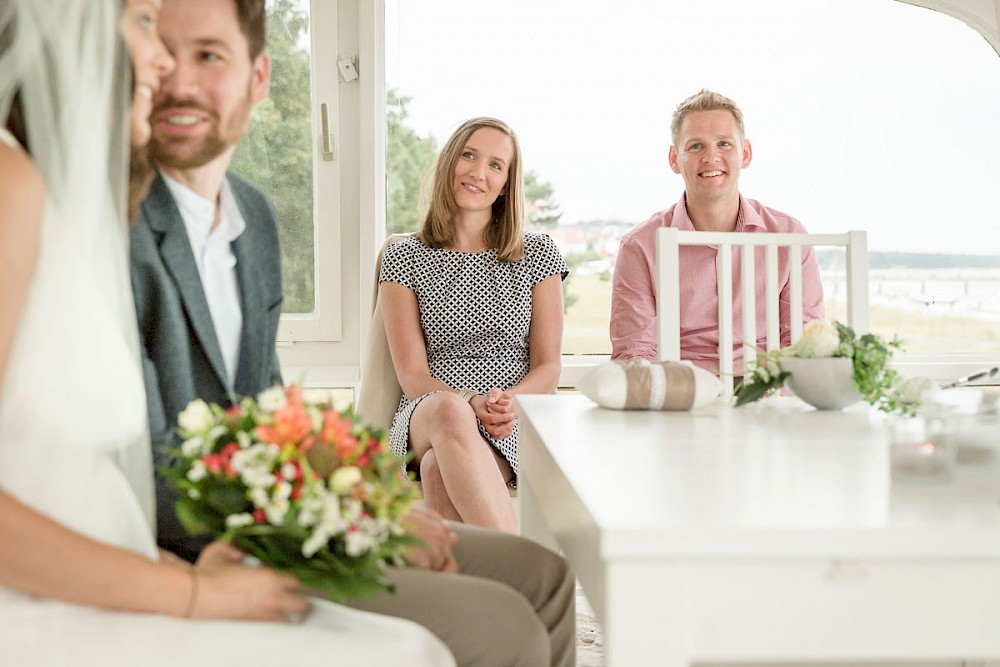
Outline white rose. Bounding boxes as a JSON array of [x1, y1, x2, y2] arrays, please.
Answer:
[[790, 320, 840, 358], [178, 400, 214, 434], [256, 385, 287, 412], [330, 466, 362, 493]]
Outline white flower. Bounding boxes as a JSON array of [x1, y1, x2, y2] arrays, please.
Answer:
[[341, 497, 363, 523], [756, 365, 771, 383], [297, 496, 323, 527], [231, 443, 280, 488], [208, 424, 228, 442], [256, 385, 287, 412], [302, 530, 328, 558], [180, 436, 206, 458], [186, 459, 207, 482], [187, 488, 201, 500], [236, 431, 252, 449], [345, 530, 374, 557], [319, 495, 348, 534], [330, 466, 362, 493], [250, 486, 270, 508], [344, 516, 385, 557], [225, 513, 254, 528], [265, 497, 290, 525], [273, 481, 292, 501], [790, 320, 840, 358], [178, 400, 214, 434], [281, 462, 298, 481]]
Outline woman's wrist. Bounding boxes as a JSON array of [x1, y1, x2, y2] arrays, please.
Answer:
[[183, 567, 199, 618]]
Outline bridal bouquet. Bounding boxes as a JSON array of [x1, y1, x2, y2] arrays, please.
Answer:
[[160, 384, 419, 602], [735, 320, 911, 414]]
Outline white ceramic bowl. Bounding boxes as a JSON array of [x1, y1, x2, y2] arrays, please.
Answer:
[[778, 356, 862, 410]]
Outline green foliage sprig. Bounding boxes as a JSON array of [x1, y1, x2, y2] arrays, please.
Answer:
[[735, 320, 912, 415]]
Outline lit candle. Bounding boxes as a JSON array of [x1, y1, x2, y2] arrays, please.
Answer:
[[889, 419, 955, 483]]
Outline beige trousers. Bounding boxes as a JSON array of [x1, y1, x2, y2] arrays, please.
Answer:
[[347, 523, 576, 667]]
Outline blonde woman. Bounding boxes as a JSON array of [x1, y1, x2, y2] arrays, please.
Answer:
[[381, 117, 568, 533]]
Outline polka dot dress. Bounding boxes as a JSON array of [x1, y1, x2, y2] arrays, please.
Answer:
[[379, 232, 568, 475]]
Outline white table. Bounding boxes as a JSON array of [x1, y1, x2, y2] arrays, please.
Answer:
[[516, 394, 1000, 667]]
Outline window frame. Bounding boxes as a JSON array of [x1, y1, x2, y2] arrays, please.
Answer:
[[275, 0, 342, 343]]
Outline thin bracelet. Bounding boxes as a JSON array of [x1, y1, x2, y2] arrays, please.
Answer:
[[184, 568, 199, 619], [458, 388, 480, 402]]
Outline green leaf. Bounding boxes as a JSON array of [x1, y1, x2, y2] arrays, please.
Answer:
[[205, 484, 250, 517], [174, 499, 221, 536]]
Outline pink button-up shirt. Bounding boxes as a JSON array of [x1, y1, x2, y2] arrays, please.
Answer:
[[610, 194, 825, 373]]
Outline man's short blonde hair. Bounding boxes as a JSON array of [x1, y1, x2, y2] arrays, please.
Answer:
[[670, 89, 745, 147]]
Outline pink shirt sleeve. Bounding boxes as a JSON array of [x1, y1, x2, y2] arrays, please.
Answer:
[[610, 231, 657, 360]]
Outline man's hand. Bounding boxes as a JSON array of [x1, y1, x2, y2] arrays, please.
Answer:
[[401, 507, 459, 573]]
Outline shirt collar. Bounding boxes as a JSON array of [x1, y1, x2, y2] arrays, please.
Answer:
[[737, 194, 767, 232], [677, 192, 762, 233], [160, 171, 246, 245]]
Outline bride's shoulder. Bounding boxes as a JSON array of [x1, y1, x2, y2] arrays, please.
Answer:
[[0, 136, 45, 232]]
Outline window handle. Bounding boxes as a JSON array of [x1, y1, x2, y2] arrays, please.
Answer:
[[320, 102, 334, 161]]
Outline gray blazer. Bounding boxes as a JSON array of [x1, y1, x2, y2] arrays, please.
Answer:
[[131, 171, 284, 561]]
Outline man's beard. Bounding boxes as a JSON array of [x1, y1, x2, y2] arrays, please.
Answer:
[[147, 93, 251, 169]]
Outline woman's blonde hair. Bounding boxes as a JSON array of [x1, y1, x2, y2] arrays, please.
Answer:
[[418, 116, 525, 262]]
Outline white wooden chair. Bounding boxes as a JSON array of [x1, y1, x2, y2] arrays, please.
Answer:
[[655, 228, 869, 394]]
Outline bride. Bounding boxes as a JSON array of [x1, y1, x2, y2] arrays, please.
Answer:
[[0, 0, 454, 663]]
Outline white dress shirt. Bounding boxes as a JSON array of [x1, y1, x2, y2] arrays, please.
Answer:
[[161, 172, 246, 390]]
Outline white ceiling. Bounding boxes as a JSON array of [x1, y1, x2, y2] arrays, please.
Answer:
[[897, 0, 1000, 54]]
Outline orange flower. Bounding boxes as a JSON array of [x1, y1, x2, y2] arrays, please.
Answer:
[[256, 400, 311, 446], [284, 384, 304, 406], [320, 410, 360, 459]]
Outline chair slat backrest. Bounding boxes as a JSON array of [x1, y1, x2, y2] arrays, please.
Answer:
[[355, 233, 414, 431], [655, 228, 869, 393]]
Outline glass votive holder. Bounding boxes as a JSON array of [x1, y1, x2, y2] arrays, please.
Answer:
[[921, 388, 1000, 477], [889, 416, 956, 483]]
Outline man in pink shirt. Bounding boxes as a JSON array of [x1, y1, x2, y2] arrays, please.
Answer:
[[610, 89, 825, 373]]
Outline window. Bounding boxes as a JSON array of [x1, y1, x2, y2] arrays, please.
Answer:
[[384, 0, 1000, 377], [232, 0, 342, 342]]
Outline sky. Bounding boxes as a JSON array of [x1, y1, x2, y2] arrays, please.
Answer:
[[385, 0, 1000, 256]]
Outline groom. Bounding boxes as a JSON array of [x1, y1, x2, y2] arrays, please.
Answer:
[[131, 1, 575, 665], [130, 0, 277, 563]]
